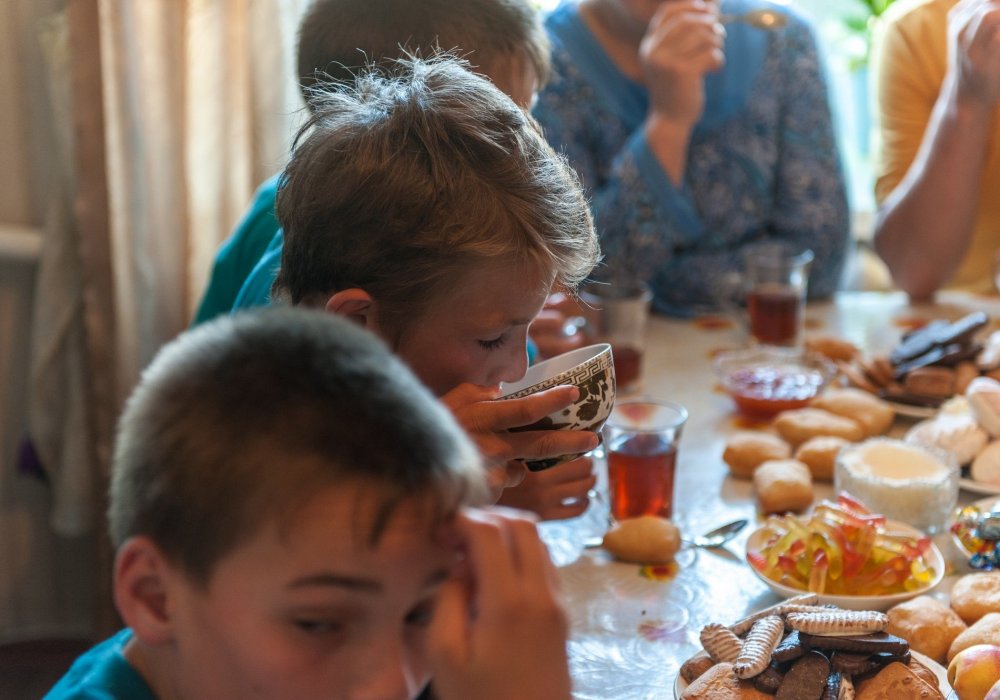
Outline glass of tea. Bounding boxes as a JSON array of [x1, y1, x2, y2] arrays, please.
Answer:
[[579, 282, 652, 393], [743, 245, 813, 347], [604, 399, 687, 521]]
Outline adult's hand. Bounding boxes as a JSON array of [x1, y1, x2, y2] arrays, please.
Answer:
[[428, 508, 571, 700], [640, 1, 724, 127], [950, 0, 1000, 110], [639, 0, 725, 182], [497, 456, 598, 520], [440, 383, 600, 495]]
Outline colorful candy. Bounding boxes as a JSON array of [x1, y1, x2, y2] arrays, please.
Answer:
[[951, 504, 1000, 570], [747, 493, 937, 596]]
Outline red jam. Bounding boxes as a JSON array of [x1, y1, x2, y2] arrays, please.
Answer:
[[725, 365, 826, 418]]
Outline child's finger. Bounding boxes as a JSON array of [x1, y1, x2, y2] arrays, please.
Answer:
[[428, 575, 472, 667]]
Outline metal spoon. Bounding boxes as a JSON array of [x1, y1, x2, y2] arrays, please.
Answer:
[[720, 9, 788, 30], [685, 518, 749, 548], [584, 517, 748, 550]]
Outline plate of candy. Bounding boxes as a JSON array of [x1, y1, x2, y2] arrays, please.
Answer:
[[951, 496, 1000, 570], [674, 598, 954, 698], [745, 494, 944, 611]]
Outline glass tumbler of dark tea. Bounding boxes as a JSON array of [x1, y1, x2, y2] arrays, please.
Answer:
[[604, 399, 687, 521], [743, 245, 813, 347], [579, 282, 652, 393]]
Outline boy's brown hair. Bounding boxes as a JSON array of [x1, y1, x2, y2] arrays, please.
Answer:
[[109, 309, 486, 585], [296, 0, 550, 103], [274, 55, 599, 339]]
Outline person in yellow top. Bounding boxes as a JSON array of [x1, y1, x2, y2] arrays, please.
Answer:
[[872, 0, 1000, 299]]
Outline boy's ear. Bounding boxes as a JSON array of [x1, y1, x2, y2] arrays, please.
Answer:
[[324, 288, 379, 329], [113, 536, 180, 646]]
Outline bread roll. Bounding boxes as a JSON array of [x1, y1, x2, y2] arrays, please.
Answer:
[[950, 572, 1000, 624], [722, 432, 792, 478], [602, 515, 680, 564], [753, 459, 813, 514], [794, 436, 849, 481], [811, 387, 895, 437], [947, 612, 1000, 662], [886, 595, 967, 664], [773, 408, 865, 447]]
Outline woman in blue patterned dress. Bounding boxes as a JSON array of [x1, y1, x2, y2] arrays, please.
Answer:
[[534, 0, 850, 316]]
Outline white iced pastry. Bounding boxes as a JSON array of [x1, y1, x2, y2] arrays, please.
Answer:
[[977, 330, 1000, 371], [905, 411, 989, 465], [967, 376, 1000, 438], [971, 441, 1000, 485]]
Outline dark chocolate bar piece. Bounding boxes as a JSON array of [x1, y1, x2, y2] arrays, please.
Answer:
[[890, 312, 987, 365], [890, 320, 950, 365], [800, 632, 909, 656], [776, 651, 830, 700], [892, 343, 968, 378], [772, 630, 805, 663]]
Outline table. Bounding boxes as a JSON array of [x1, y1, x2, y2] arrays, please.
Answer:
[[538, 290, 1000, 700]]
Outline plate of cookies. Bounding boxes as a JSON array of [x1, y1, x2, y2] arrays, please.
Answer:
[[675, 597, 955, 699], [840, 311, 997, 419]]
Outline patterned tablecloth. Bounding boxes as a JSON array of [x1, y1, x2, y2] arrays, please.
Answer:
[[538, 290, 1000, 699]]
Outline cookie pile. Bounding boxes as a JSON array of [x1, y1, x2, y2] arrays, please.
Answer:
[[842, 311, 993, 408], [680, 594, 946, 699]]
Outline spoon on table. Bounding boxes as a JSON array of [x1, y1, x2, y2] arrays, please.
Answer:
[[685, 518, 749, 548], [584, 517, 749, 550], [719, 9, 788, 30]]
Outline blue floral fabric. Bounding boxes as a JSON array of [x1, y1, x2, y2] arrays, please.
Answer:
[[534, 0, 850, 317]]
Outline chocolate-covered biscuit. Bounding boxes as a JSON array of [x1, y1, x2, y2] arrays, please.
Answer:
[[776, 651, 830, 700], [830, 650, 910, 677], [893, 344, 970, 378], [800, 632, 909, 656], [772, 630, 805, 663], [753, 661, 785, 694]]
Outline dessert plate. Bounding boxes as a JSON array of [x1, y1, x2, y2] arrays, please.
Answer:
[[959, 477, 1000, 496], [673, 649, 954, 699]]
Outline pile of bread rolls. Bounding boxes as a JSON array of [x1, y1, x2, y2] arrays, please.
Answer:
[[722, 387, 895, 514]]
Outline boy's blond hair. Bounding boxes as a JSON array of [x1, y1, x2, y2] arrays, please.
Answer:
[[296, 0, 550, 104], [109, 309, 486, 584], [274, 55, 600, 337]]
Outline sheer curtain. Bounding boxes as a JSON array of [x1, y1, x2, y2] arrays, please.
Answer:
[[12, 0, 308, 640]]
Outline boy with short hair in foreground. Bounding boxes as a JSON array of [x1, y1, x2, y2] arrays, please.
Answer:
[[46, 310, 571, 700]]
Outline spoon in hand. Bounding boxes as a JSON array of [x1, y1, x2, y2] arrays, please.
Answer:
[[720, 9, 788, 30], [584, 517, 748, 550]]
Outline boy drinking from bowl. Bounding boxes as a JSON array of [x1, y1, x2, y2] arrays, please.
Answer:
[[267, 55, 603, 520], [45, 310, 572, 700]]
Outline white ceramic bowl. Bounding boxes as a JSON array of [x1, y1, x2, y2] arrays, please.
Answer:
[[744, 522, 945, 611], [501, 343, 616, 471]]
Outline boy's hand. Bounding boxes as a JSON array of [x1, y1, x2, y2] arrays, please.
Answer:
[[428, 508, 572, 700], [497, 456, 597, 520], [440, 384, 600, 495]]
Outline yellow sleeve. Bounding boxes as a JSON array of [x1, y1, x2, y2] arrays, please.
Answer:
[[871, 1, 950, 204]]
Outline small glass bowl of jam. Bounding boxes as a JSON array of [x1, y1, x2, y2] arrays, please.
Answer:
[[714, 347, 837, 419]]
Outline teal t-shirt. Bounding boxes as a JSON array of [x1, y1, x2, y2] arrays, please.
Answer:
[[192, 174, 282, 325], [44, 629, 156, 699], [231, 230, 284, 312]]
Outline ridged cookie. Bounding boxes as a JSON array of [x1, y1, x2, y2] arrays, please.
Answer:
[[786, 610, 888, 636], [734, 616, 784, 679]]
